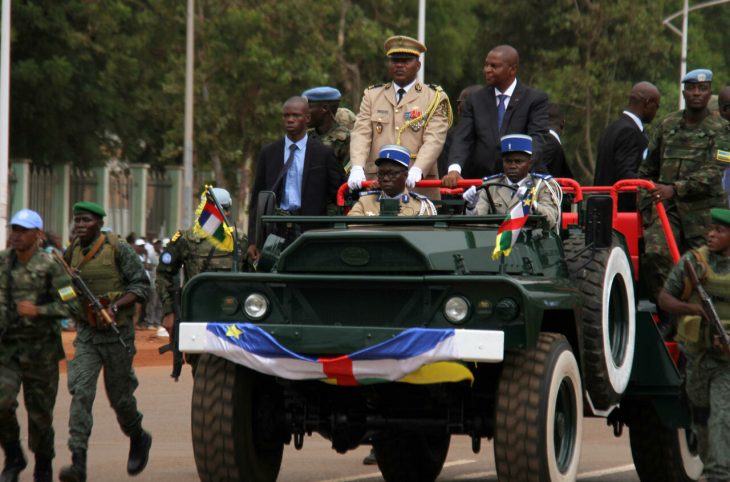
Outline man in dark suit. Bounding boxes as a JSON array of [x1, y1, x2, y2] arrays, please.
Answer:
[[246, 96, 344, 262], [594, 81, 661, 211], [442, 45, 549, 187], [538, 103, 573, 178]]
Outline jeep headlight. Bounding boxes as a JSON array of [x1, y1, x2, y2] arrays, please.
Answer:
[[444, 296, 470, 324], [243, 293, 269, 320], [495, 297, 519, 321]]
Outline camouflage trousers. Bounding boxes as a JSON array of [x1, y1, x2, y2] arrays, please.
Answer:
[[0, 341, 60, 458], [66, 331, 143, 451], [684, 351, 730, 480], [641, 205, 704, 299]]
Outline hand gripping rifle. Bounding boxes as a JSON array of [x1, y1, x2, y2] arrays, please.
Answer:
[[685, 259, 730, 346], [158, 287, 184, 381], [52, 251, 130, 354]]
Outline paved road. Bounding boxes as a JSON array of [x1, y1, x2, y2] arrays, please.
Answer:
[[14, 365, 642, 482]]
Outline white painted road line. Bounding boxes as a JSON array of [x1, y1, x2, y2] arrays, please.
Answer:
[[579, 463, 636, 479]]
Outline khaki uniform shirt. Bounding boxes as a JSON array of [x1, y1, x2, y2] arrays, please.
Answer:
[[348, 189, 436, 216], [350, 82, 451, 185], [475, 174, 560, 229]]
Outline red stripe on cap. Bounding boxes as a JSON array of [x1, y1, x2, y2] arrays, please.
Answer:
[[319, 356, 358, 386]]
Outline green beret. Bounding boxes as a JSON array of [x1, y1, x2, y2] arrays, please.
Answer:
[[710, 208, 730, 227], [73, 201, 106, 217]]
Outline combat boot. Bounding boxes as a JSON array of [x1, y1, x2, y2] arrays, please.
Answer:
[[127, 429, 152, 475], [58, 450, 86, 482], [0, 440, 27, 482], [32, 454, 52, 482]]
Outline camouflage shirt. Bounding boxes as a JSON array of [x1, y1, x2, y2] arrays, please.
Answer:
[[156, 228, 248, 315], [0, 248, 79, 350], [309, 124, 351, 172], [639, 110, 730, 238]]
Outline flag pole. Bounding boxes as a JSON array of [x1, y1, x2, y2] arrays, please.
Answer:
[[206, 186, 239, 272]]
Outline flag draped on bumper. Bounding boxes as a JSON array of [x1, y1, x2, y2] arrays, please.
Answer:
[[198, 322, 481, 386]]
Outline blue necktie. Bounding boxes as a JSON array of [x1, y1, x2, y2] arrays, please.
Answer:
[[276, 144, 298, 205], [497, 94, 507, 131]]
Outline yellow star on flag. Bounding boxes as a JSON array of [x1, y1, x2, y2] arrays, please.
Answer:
[[226, 324, 243, 339]]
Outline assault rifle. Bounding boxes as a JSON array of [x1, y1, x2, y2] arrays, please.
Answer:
[[158, 287, 183, 381], [53, 251, 130, 354], [685, 259, 730, 346]]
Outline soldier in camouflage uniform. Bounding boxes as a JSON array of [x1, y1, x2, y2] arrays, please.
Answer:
[[59, 202, 151, 482], [639, 69, 730, 299], [657, 208, 730, 482], [303, 86, 351, 171], [156, 188, 247, 373], [0, 210, 79, 482]]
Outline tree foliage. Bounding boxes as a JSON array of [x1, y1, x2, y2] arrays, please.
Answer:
[[7, 0, 729, 188]]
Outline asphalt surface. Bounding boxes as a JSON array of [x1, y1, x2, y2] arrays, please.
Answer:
[[11, 361, 648, 482]]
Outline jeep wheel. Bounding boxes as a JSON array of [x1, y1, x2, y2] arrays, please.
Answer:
[[629, 402, 702, 482], [372, 432, 450, 482], [565, 235, 636, 410], [494, 332, 583, 482], [191, 354, 284, 482]]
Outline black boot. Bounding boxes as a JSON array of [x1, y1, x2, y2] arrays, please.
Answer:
[[32, 454, 52, 482], [127, 429, 151, 476], [58, 450, 85, 482], [0, 441, 27, 482]]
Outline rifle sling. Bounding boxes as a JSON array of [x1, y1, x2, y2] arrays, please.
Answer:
[[77, 234, 107, 269]]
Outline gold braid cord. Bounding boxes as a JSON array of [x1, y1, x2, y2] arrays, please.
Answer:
[[395, 87, 453, 145]]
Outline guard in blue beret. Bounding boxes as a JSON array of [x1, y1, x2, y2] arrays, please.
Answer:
[[657, 206, 730, 482], [1, 208, 80, 482], [682, 69, 713, 84], [302, 86, 351, 170], [463, 134, 562, 229], [348, 144, 437, 216]]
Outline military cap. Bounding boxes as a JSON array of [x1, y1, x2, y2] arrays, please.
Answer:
[[302, 86, 341, 102], [10, 208, 43, 230], [501, 134, 533, 155], [211, 187, 232, 209], [73, 201, 106, 217], [710, 208, 730, 227], [375, 144, 411, 169], [682, 69, 712, 83], [384, 35, 426, 59]]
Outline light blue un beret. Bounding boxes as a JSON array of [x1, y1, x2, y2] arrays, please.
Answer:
[[302, 86, 342, 102], [10, 208, 43, 230], [682, 69, 713, 83]]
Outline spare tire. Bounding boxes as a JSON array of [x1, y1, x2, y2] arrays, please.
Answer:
[[564, 234, 636, 411]]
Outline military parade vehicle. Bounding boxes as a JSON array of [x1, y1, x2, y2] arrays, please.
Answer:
[[177, 179, 700, 482]]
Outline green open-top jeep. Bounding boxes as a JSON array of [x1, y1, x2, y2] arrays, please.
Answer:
[[179, 179, 699, 482]]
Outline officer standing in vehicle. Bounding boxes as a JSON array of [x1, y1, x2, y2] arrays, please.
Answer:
[[59, 201, 151, 482], [657, 208, 730, 482], [639, 69, 730, 300], [0, 209, 79, 482], [156, 187, 247, 370], [303, 86, 351, 171]]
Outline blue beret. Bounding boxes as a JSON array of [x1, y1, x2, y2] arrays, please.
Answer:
[[10, 208, 43, 230], [375, 144, 411, 168], [682, 69, 712, 83], [501, 134, 532, 155], [302, 86, 341, 102]]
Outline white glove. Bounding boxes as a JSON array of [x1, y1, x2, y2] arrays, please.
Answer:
[[347, 166, 366, 190], [406, 166, 422, 189], [462, 185, 478, 207]]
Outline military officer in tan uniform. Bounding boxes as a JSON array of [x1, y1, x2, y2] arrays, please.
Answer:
[[348, 145, 437, 217], [347, 35, 452, 199]]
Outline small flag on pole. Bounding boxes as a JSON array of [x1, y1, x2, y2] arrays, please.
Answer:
[[491, 185, 536, 260], [193, 186, 234, 252]]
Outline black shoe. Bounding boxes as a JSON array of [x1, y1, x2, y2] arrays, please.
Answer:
[[362, 448, 377, 466], [32, 454, 52, 482], [127, 430, 152, 475], [0, 441, 27, 482], [58, 450, 86, 482]]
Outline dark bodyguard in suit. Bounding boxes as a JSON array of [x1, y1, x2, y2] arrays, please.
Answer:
[[246, 96, 344, 262], [442, 45, 549, 187], [594, 82, 661, 210], [538, 103, 573, 178]]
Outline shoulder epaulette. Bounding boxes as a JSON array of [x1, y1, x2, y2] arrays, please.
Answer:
[[428, 83, 442, 91], [483, 173, 504, 182], [367, 84, 384, 90], [170, 230, 182, 243], [530, 172, 554, 180], [410, 192, 429, 200], [359, 190, 381, 197]]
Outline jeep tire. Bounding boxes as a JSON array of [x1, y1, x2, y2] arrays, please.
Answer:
[[564, 234, 636, 411], [191, 354, 284, 482], [494, 332, 583, 482], [372, 431, 450, 482]]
